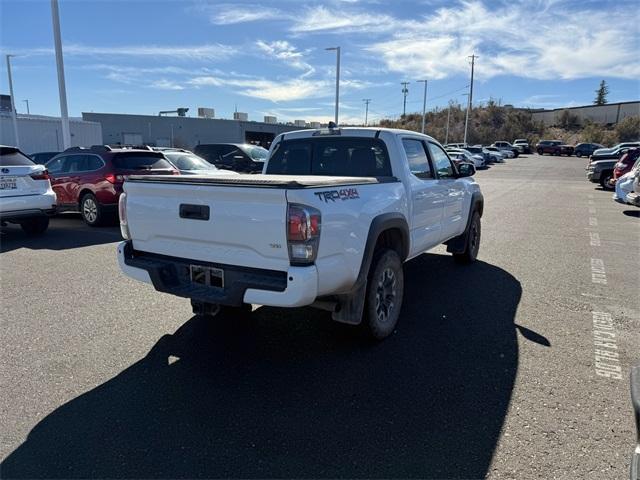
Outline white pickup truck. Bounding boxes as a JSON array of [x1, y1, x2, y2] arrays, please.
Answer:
[[117, 127, 484, 339]]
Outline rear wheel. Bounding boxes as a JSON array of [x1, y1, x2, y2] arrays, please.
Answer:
[[600, 172, 614, 191], [537, 149, 543, 155], [576, 151, 582, 157], [20, 216, 49, 235], [80, 193, 104, 226], [453, 211, 481, 264], [362, 249, 404, 340]]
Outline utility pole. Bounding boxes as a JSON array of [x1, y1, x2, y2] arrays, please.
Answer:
[[5, 55, 20, 148], [417, 80, 428, 133], [23, 99, 30, 114], [463, 54, 477, 146], [325, 46, 341, 125], [401, 82, 409, 118], [362, 99, 371, 126], [51, 0, 71, 149], [445, 103, 451, 144], [462, 93, 470, 146]]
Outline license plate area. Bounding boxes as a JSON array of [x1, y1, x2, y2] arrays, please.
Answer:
[[0, 177, 17, 190], [190, 264, 224, 288]]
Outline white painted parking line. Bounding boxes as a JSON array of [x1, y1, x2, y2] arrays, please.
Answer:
[[591, 312, 621, 380], [589, 232, 601, 246], [588, 206, 597, 214], [589, 217, 598, 227], [590, 258, 607, 284]]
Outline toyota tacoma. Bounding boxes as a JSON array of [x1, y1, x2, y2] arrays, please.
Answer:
[[117, 127, 484, 339]]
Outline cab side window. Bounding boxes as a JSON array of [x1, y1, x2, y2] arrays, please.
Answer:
[[428, 142, 456, 179], [402, 138, 433, 179]]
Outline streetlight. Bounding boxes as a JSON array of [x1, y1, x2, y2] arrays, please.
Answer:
[[325, 46, 340, 125], [5, 55, 20, 147], [417, 80, 428, 133], [23, 99, 30, 115], [51, 0, 71, 149]]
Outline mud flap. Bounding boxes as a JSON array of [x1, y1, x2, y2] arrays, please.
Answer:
[[331, 282, 367, 325]]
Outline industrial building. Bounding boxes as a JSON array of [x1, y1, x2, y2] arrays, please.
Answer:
[[531, 101, 639, 127], [81, 112, 306, 149], [0, 113, 102, 153]]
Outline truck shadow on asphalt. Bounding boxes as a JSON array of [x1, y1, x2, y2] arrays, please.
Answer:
[[0, 215, 121, 253], [2, 254, 548, 479]]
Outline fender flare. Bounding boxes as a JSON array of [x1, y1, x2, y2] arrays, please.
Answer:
[[446, 191, 484, 254], [331, 213, 409, 325]]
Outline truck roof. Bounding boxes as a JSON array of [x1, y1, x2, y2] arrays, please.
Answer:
[[275, 127, 439, 144]]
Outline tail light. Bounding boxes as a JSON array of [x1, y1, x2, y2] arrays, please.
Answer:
[[105, 173, 125, 184], [30, 170, 49, 181], [287, 203, 321, 265], [118, 192, 130, 240]]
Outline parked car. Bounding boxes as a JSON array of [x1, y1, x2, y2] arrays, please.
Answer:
[[484, 146, 507, 162], [118, 127, 483, 340], [592, 142, 640, 157], [613, 159, 640, 203], [193, 143, 268, 173], [512, 139, 531, 154], [586, 158, 619, 190], [446, 148, 484, 168], [46, 145, 179, 226], [590, 146, 634, 162], [0, 145, 56, 234], [536, 140, 574, 156], [444, 142, 467, 149], [573, 143, 604, 158], [30, 151, 60, 165], [465, 146, 492, 164], [154, 149, 240, 176], [492, 141, 520, 157], [612, 148, 640, 185], [626, 170, 640, 207]]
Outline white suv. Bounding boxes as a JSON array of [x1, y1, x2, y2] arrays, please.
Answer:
[[0, 146, 57, 235]]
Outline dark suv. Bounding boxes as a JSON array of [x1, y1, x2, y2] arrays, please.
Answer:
[[46, 146, 178, 226], [536, 140, 574, 156], [573, 143, 604, 158], [193, 143, 268, 173]]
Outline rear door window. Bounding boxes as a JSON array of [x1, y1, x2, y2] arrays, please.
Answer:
[[112, 153, 172, 170], [266, 137, 392, 177]]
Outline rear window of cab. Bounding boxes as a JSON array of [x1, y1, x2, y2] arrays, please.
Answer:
[[266, 137, 392, 177]]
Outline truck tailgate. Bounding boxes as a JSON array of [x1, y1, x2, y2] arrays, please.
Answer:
[[124, 179, 290, 271]]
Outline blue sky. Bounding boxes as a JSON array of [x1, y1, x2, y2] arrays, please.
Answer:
[[1, 0, 639, 124]]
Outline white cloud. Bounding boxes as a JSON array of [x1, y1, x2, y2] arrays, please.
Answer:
[[290, 5, 403, 34], [150, 79, 184, 90], [255, 40, 314, 75], [205, 4, 282, 24]]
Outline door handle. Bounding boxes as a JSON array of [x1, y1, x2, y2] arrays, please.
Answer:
[[414, 192, 428, 199]]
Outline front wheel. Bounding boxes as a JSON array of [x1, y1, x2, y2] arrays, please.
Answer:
[[537, 149, 543, 155], [600, 173, 614, 191], [20, 216, 49, 235], [362, 249, 404, 340], [453, 211, 481, 264], [576, 152, 582, 157]]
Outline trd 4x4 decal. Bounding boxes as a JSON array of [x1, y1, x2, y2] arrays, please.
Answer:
[[314, 188, 360, 203]]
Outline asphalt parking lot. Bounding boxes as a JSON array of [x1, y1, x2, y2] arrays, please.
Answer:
[[1, 154, 638, 479]]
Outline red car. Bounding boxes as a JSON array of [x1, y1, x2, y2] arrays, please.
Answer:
[[46, 146, 178, 226], [612, 148, 640, 185]]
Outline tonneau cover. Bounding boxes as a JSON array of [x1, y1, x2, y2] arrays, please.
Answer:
[[126, 173, 397, 189]]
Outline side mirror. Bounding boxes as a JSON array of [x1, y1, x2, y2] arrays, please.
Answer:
[[457, 162, 476, 178]]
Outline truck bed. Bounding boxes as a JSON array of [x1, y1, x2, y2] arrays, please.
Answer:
[[126, 173, 397, 189]]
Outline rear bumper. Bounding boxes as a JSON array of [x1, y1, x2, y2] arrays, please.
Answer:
[[626, 192, 640, 206], [0, 208, 56, 223], [0, 191, 57, 217], [117, 241, 318, 307]]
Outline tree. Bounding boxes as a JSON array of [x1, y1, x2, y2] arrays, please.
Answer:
[[594, 80, 609, 105], [615, 116, 640, 142]]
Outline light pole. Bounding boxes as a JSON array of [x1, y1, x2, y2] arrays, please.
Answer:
[[51, 0, 71, 149], [417, 80, 428, 133], [5, 55, 20, 147], [463, 54, 477, 146], [23, 99, 30, 114], [325, 46, 340, 125], [401, 81, 409, 118], [363, 99, 371, 126], [445, 103, 451, 145]]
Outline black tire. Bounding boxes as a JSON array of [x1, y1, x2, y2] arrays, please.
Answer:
[[600, 172, 614, 191], [20, 216, 49, 235], [80, 193, 104, 226], [576, 151, 582, 157], [453, 211, 481, 264], [362, 248, 404, 340], [537, 149, 543, 155]]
